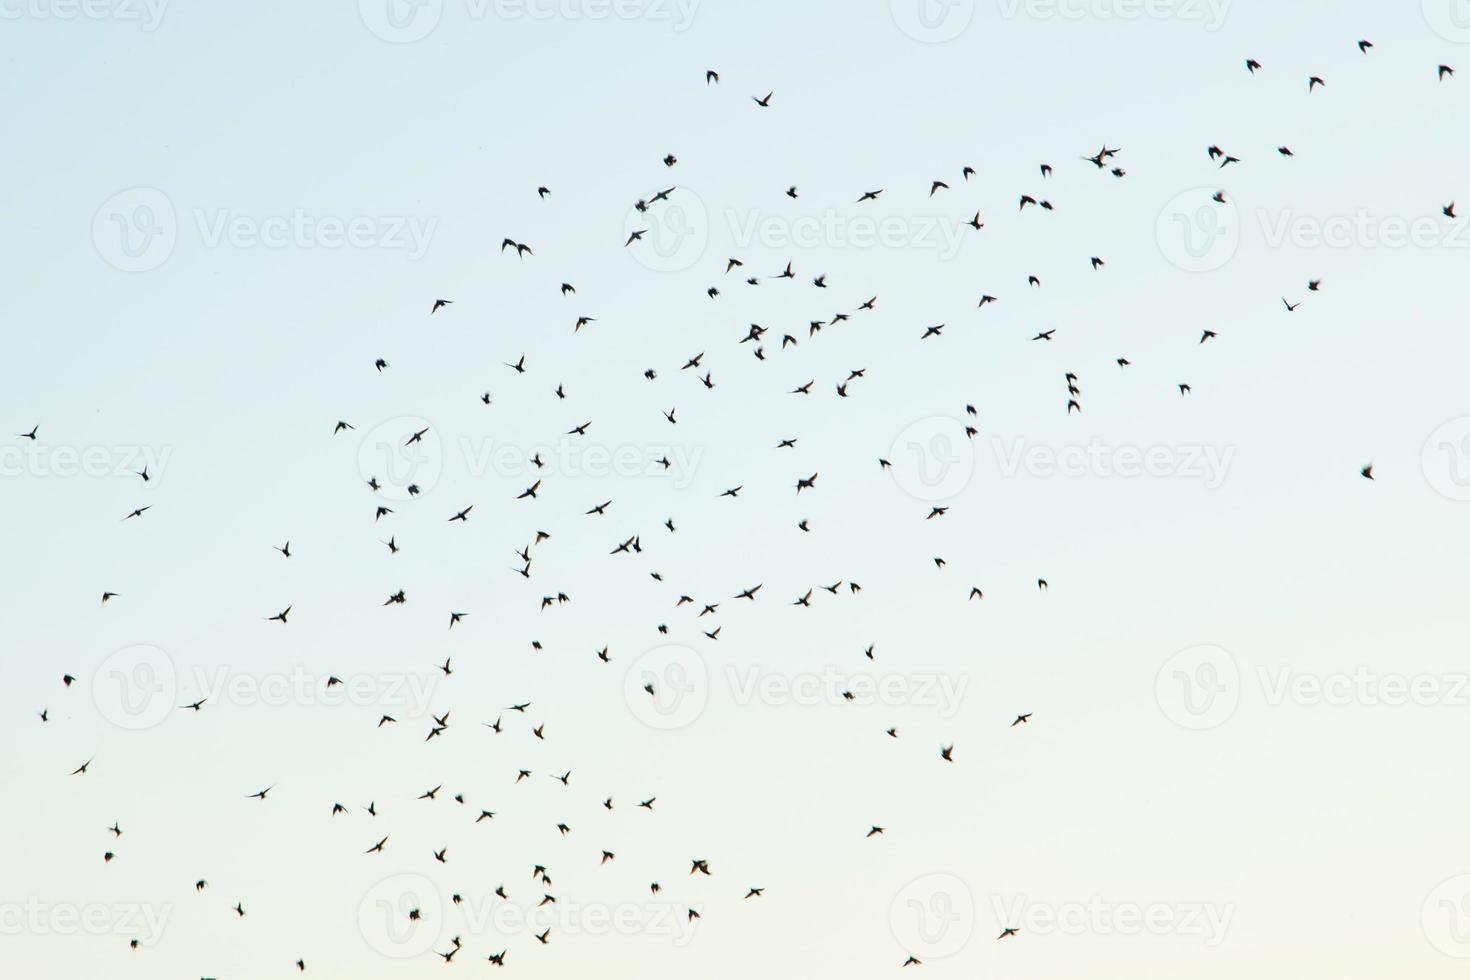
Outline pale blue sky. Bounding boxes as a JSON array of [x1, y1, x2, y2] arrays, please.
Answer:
[[6, 1, 1470, 976]]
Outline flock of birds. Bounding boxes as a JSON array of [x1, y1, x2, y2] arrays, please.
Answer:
[[25, 36, 1450, 976]]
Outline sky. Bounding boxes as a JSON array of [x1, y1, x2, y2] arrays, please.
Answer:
[[6, 0, 1470, 976]]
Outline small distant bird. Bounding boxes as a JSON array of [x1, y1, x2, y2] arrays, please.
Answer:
[[1361, 464, 1374, 480]]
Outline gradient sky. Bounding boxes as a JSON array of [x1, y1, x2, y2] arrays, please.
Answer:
[[6, 0, 1470, 977]]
